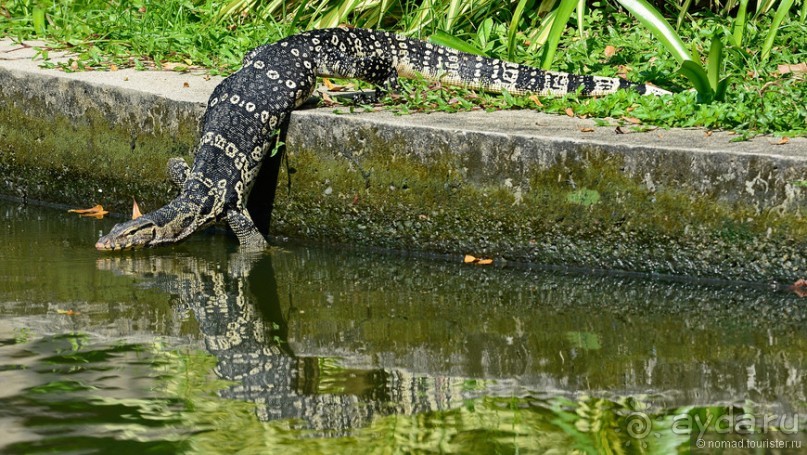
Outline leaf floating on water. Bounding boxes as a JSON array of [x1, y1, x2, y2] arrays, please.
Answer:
[[68, 205, 101, 214], [789, 279, 807, 297], [463, 254, 493, 265], [68, 204, 108, 219], [132, 198, 143, 220], [56, 309, 80, 316]]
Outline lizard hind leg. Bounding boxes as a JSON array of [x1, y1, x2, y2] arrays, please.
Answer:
[[358, 55, 400, 103], [226, 208, 269, 249], [321, 52, 400, 104]]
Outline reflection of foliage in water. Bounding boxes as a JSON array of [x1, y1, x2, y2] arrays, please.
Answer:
[[157, 361, 696, 455], [2, 304, 805, 453], [0, 333, 192, 453], [3, 330, 800, 453], [4, 199, 807, 452], [89, 248, 807, 453]]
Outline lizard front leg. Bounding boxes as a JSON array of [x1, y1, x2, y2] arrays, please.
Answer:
[[167, 157, 191, 189]]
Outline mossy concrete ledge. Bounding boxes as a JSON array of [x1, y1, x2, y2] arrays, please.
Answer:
[[2, 40, 807, 283]]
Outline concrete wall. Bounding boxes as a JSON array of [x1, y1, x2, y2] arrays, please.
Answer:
[[2, 39, 807, 282]]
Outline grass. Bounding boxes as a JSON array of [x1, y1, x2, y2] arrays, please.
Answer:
[[0, 0, 804, 137]]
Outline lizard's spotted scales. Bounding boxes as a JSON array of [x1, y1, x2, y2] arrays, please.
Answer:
[[96, 27, 670, 250]]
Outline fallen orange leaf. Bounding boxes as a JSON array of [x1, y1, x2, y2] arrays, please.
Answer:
[[788, 279, 807, 297], [320, 91, 337, 105], [604, 45, 617, 59], [777, 63, 807, 75], [132, 198, 143, 219], [323, 78, 350, 91], [68, 204, 109, 219], [56, 309, 80, 316], [579, 127, 595, 133], [68, 205, 103, 214], [529, 95, 543, 107], [565, 108, 575, 117], [463, 254, 493, 265]]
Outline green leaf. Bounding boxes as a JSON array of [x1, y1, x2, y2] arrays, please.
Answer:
[[714, 77, 729, 102], [270, 140, 285, 158], [731, 0, 750, 46], [507, 0, 531, 60], [676, 0, 694, 31], [315, 0, 365, 29], [476, 17, 494, 51], [527, 9, 559, 53], [445, 0, 463, 31], [576, 0, 586, 39], [679, 60, 713, 101], [540, 0, 578, 69], [615, 0, 692, 64], [32, 7, 46, 36], [760, 0, 796, 61], [429, 30, 486, 56], [755, 0, 778, 16], [706, 31, 725, 92]]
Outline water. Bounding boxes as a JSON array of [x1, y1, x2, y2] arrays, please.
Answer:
[[1, 199, 807, 453]]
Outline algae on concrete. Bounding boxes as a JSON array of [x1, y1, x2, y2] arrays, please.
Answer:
[[1, 42, 807, 283], [272, 110, 807, 283], [0, 67, 201, 213]]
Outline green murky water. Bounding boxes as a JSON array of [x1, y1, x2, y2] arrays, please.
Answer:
[[2, 199, 807, 454]]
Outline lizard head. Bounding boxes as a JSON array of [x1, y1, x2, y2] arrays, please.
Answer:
[[95, 198, 212, 251], [95, 216, 159, 251]]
